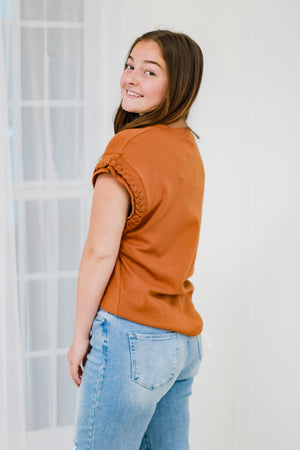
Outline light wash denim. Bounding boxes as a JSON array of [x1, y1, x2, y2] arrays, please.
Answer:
[[73, 307, 203, 450]]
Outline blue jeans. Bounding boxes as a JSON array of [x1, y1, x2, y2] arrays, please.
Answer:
[[73, 308, 203, 449]]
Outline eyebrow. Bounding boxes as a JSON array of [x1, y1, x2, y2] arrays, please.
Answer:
[[127, 55, 163, 70]]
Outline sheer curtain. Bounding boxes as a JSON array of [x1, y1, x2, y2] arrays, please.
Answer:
[[0, 5, 26, 449], [1, 0, 93, 448]]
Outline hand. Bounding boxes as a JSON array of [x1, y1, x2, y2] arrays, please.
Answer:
[[67, 336, 91, 387]]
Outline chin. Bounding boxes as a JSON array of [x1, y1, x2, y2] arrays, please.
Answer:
[[121, 102, 139, 114]]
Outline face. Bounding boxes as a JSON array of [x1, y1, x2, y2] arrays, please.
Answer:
[[120, 40, 168, 115]]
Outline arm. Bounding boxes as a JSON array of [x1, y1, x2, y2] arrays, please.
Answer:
[[67, 173, 130, 386]]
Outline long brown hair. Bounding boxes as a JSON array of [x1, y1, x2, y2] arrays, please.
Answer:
[[114, 30, 204, 136]]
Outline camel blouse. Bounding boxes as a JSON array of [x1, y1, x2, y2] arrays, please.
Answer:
[[92, 124, 205, 336]]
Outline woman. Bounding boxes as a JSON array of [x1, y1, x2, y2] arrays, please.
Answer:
[[68, 29, 205, 449]]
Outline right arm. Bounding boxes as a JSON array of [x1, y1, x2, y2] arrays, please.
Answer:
[[67, 172, 130, 386]]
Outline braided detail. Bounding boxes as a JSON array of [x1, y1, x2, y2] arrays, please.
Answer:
[[92, 155, 146, 231]]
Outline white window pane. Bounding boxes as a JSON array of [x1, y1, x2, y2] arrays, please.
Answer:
[[24, 200, 57, 273], [49, 107, 83, 178], [23, 200, 59, 273], [0, 0, 12, 20], [21, 199, 81, 273], [57, 355, 77, 426], [13, 201, 19, 273], [47, 0, 83, 22], [47, 28, 83, 100], [21, 0, 45, 20], [21, 27, 44, 100], [58, 199, 81, 270], [22, 107, 45, 180], [57, 278, 76, 348], [23, 280, 49, 351], [2, 25, 13, 99], [22, 107, 83, 180], [24, 200, 49, 273], [25, 357, 50, 431], [8, 107, 15, 178]]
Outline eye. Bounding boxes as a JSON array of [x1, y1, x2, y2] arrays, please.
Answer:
[[124, 63, 134, 70], [145, 70, 155, 76]]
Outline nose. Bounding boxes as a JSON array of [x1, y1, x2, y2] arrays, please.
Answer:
[[126, 69, 138, 85]]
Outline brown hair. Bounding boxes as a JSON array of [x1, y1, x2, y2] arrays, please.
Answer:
[[114, 30, 204, 136]]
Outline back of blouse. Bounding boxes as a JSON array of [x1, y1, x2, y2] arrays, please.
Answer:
[[92, 124, 205, 336]]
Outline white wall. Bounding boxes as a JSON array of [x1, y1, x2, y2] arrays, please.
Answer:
[[86, 1, 300, 449], [233, 1, 300, 449]]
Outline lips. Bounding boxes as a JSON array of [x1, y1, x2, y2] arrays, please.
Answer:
[[126, 89, 143, 98]]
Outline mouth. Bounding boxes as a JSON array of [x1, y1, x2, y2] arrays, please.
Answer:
[[126, 89, 143, 98]]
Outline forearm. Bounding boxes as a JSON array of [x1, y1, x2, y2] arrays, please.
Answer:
[[73, 247, 117, 339]]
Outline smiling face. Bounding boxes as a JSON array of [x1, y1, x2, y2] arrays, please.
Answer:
[[120, 40, 168, 115]]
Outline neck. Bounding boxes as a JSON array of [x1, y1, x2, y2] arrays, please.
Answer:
[[166, 119, 188, 128]]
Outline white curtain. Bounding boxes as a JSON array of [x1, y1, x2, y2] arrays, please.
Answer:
[[0, 4, 26, 449], [1, 1, 91, 448]]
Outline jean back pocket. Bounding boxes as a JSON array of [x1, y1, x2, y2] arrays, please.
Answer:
[[128, 332, 179, 391]]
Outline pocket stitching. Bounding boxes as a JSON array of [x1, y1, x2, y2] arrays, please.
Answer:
[[196, 334, 203, 361], [128, 333, 179, 391], [90, 316, 106, 340]]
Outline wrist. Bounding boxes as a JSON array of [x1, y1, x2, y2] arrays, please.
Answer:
[[73, 332, 90, 341]]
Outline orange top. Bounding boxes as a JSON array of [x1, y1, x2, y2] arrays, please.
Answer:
[[92, 124, 205, 336]]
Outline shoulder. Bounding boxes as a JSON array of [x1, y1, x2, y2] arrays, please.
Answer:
[[104, 125, 173, 156], [105, 127, 153, 153]]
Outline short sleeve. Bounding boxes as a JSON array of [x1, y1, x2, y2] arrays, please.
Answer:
[[92, 153, 147, 231]]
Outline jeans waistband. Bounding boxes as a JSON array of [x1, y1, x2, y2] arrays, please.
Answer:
[[96, 307, 178, 335]]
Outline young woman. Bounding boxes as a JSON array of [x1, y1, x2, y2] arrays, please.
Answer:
[[68, 29, 205, 449]]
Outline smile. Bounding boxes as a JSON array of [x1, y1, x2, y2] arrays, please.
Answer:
[[126, 89, 143, 98]]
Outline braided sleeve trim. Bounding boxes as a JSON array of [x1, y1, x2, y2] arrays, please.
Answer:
[[92, 154, 147, 231]]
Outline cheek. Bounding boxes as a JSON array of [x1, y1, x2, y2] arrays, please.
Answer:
[[157, 80, 168, 102], [120, 72, 126, 89]]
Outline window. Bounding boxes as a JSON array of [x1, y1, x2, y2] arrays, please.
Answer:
[[2, 0, 90, 433]]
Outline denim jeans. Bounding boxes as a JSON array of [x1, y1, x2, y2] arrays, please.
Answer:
[[73, 307, 203, 450]]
